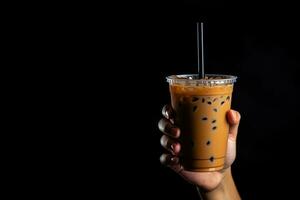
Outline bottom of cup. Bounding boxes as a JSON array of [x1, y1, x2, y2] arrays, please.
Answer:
[[183, 165, 224, 172], [181, 157, 225, 172]]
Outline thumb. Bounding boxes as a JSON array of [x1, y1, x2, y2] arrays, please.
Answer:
[[226, 110, 241, 141]]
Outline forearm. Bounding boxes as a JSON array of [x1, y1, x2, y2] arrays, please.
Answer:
[[197, 168, 241, 200]]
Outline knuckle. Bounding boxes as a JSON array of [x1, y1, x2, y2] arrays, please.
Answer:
[[160, 154, 169, 164], [160, 135, 168, 147], [158, 118, 165, 131]]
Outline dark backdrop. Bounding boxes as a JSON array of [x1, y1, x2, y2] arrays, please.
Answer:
[[17, 2, 300, 199], [79, 2, 300, 200]]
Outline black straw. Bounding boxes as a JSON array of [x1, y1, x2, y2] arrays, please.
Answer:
[[197, 22, 205, 79]]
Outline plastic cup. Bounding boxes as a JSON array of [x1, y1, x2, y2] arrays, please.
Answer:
[[166, 74, 237, 171]]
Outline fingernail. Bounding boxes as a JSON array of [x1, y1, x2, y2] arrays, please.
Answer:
[[171, 127, 179, 137], [171, 128, 178, 136]]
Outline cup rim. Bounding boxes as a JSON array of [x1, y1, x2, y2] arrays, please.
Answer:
[[166, 74, 237, 85]]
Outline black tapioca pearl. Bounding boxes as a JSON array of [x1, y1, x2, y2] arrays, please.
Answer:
[[202, 117, 208, 121], [193, 106, 197, 112], [207, 101, 212, 105], [212, 126, 217, 130], [178, 102, 182, 107], [213, 108, 218, 112], [226, 96, 230, 101], [213, 98, 218, 102], [202, 98, 205, 103], [206, 140, 211, 145], [212, 119, 216, 123], [192, 97, 199, 102], [221, 101, 225, 105], [209, 156, 214, 162]]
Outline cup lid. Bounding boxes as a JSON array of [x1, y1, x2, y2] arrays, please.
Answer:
[[166, 74, 237, 86]]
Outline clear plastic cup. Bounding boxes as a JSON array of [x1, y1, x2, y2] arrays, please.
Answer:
[[166, 74, 237, 171]]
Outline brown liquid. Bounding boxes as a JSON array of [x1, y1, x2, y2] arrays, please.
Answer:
[[170, 84, 233, 171]]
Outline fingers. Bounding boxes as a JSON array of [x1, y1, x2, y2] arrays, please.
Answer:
[[160, 153, 183, 173], [160, 153, 179, 166], [159, 104, 182, 173], [162, 104, 174, 120], [160, 135, 181, 155], [160, 104, 183, 173], [226, 110, 241, 141], [158, 118, 180, 138], [159, 105, 180, 138]]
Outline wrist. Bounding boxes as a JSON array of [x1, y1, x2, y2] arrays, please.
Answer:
[[197, 167, 240, 200], [197, 168, 229, 198]]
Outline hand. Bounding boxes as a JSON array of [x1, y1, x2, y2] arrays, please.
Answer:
[[158, 105, 241, 192]]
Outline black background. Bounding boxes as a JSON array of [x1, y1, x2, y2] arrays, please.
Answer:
[[11, 1, 300, 199], [74, 2, 300, 200]]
